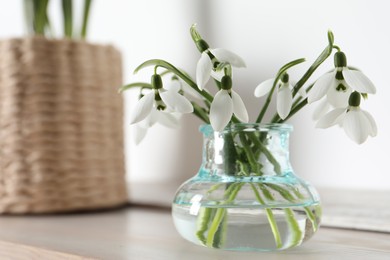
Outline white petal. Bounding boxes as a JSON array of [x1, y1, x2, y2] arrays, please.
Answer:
[[210, 48, 246, 68], [142, 108, 159, 127], [166, 79, 181, 92], [129, 92, 155, 124], [308, 72, 335, 103], [362, 110, 377, 137], [254, 78, 275, 97], [196, 53, 212, 90], [156, 111, 180, 128], [210, 90, 233, 131], [160, 89, 193, 114], [316, 108, 346, 128], [210, 69, 224, 82], [277, 85, 293, 120], [133, 125, 148, 145], [342, 68, 376, 94], [231, 90, 249, 123], [312, 98, 331, 121], [343, 109, 371, 144], [326, 80, 352, 108]]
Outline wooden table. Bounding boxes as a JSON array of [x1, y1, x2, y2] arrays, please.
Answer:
[[0, 187, 389, 259]]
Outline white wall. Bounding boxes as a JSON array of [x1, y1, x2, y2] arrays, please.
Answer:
[[1, 0, 389, 190], [203, 0, 390, 189]]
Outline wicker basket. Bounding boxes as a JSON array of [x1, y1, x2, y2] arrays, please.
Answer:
[[0, 37, 127, 214]]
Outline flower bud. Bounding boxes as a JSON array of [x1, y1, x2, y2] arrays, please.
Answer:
[[348, 91, 361, 107], [221, 75, 232, 90], [281, 73, 289, 83], [196, 39, 209, 53], [151, 74, 163, 89], [334, 52, 347, 67]]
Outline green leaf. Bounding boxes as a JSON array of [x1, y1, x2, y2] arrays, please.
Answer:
[[62, 0, 73, 38], [33, 0, 49, 35], [118, 82, 152, 93], [292, 31, 334, 96], [81, 0, 93, 39], [190, 23, 202, 42], [256, 58, 306, 123]]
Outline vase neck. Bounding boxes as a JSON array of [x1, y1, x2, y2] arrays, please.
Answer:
[[199, 124, 293, 178]]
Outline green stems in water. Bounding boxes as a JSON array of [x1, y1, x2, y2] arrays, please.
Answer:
[[250, 184, 282, 248]]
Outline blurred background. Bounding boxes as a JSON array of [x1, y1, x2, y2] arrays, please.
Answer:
[[1, 0, 389, 193]]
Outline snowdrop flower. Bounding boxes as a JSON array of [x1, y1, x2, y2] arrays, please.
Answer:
[[210, 75, 249, 131], [195, 38, 246, 90], [316, 92, 377, 144], [132, 108, 180, 144], [130, 74, 193, 125], [308, 52, 376, 107], [254, 73, 293, 120]]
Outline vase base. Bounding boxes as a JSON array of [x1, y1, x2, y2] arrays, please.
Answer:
[[172, 202, 321, 251]]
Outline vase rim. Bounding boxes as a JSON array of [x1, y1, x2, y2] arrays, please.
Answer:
[[199, 123, 293, 134]]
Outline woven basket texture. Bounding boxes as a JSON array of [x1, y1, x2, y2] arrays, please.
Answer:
[[0, 37, 127, 214]]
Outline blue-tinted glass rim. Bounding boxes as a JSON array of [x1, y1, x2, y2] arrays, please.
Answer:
[[199, 123, 293, 135]]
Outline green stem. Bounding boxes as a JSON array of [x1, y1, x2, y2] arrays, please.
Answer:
[[284, 208, 303, 247], [206, 208, 226, 247], [247, 132, 281, 174], [192, 102, 210, 123], [118, 82, 152, 93], [81, 0, 92, 39], [250, 184, 282, 248], [304, 207, 319, 232], [259, 184, 304, 247], [34, 0, 49, 35], [62, 0, 73, 38], [266, 183, 318, 232], [292, 31, 334, 97], [196, 207, 212, 244], [134, 59, 214, 104], [205, 183, 244, 247], [238, 133, 260, 174], [277, 98, 308, 123], [256, 58, 306, 123]]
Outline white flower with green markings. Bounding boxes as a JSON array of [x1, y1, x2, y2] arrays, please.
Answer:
[[316, 92, 377, 144], [210, 75, 249, 131], [254, 73, 294, 120], [129, 74, 193, 125], [308, 52, 376, 107]]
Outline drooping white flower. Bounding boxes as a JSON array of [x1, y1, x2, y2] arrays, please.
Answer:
[[210, 89, 248, 131], [308, 52, 376, 107], [254, 74, 293, 120], [209, 75, 248, 131], [130, 75, 193, 125], [316, 92, 377, 144], [132, 108, 180, 144], [196, 48, 246, 90]]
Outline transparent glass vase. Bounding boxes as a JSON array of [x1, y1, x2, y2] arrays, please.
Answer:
[[172, 124, 321, 251]]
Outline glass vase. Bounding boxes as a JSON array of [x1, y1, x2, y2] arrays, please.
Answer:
[[172, 123, 321, 251]]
